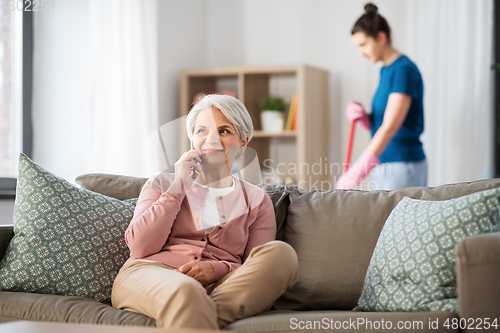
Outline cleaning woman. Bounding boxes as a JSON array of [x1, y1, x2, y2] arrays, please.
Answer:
[[336, 3, 427, 190]]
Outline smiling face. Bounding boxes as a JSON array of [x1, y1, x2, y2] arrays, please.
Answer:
[[351, 31, 384, 63], [192, 108, 247, 170]]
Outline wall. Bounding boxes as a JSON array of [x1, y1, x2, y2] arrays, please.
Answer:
[[157, 0, 208, 159], [0, 200, 14, 225]]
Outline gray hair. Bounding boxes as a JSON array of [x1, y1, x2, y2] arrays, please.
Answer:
[[186, 94, 254, 144]]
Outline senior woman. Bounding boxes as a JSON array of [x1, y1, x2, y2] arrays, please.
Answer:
[[111, 94, 299, 330]]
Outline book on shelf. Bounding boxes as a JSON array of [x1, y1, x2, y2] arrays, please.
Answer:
[[292, 96, 298, 131], [285, 94, 298, 131]]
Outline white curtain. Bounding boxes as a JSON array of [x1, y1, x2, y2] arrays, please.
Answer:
[[403, 0, 494, 186], [84, 0, 159, 177]]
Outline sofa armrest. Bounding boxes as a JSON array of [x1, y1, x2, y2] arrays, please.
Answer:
[[0, 225, 14, 261], [456, 231, 500, 329]]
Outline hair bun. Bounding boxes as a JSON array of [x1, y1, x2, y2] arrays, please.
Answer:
[[364, 3, 378, 14]]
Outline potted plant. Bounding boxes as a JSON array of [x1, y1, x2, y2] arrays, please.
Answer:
[[259, 95, 286, 132]]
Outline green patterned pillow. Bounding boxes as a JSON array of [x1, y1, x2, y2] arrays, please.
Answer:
[[357, 187, 500, 312], [0, 154, 136, 304]]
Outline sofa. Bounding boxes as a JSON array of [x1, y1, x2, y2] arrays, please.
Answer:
[[0, 168, 499, 333]]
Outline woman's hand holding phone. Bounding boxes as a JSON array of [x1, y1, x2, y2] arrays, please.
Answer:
[[172, 149, 202, 190]]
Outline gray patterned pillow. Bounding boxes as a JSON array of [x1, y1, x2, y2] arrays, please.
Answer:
[[0, 154, 136, 303], [357, 188, 500, 312]]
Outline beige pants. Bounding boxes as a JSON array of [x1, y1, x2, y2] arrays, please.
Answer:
[[111, 241, 299, 330]]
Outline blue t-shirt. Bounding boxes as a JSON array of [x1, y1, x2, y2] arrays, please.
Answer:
[[371, 55, 426, 163]]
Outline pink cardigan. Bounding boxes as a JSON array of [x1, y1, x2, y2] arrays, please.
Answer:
[[124, 173, 277, 280]]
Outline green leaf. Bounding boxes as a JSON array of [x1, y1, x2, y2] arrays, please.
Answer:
[[259, 95, 287, 112]]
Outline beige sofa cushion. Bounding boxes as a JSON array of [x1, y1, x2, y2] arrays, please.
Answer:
[[456, 231, 500, 331], [75, 173, 148, 200], [273, 179, 500, 311]]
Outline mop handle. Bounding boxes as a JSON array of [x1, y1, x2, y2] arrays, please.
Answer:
[[343, 120, 356, 173]]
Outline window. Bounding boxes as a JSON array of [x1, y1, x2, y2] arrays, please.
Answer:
[[0, 5, 32, 198]]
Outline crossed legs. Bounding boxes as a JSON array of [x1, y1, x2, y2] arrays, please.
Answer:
[[111, 241, 298, 329]]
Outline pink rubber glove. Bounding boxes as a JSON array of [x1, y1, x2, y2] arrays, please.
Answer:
[[336, 150, 380, 189], [345, 101, 371, 131]]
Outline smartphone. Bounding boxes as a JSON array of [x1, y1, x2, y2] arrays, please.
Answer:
[[190, 142, 199, 179], [190, 158, 198, 179]]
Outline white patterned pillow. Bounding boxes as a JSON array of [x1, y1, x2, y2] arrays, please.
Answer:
[[357, 188, 500, 311], [0, 154, 136, 303]]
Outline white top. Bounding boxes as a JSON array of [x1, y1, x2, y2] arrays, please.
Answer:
[[194, 179, 236, 233]]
